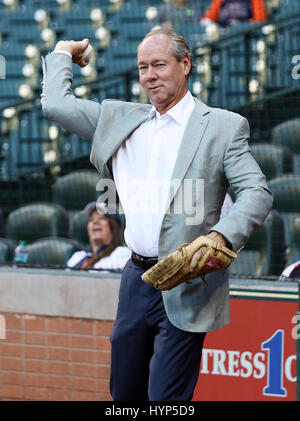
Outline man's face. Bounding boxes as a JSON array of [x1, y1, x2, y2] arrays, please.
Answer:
[[137, 34, 191, 114]]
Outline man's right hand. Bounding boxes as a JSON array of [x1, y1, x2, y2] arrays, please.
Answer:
[[54, 38, 90, 67]]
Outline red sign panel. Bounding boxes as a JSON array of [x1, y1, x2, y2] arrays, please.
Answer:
[[193, 296, 298, 401]]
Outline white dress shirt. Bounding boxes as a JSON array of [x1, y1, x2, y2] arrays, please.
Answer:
[[67, 246, 132, 271], [112, 91, 195, 257]]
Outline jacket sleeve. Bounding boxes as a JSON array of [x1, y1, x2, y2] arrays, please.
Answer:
[[41, 52, 100, 141], [210, 116, 273, 252]]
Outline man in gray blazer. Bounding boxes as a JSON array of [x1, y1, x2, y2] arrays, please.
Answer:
[[41, 27, 272, 401]]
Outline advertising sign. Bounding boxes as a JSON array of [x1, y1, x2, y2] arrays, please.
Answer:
[[193, 288, 298, 401]]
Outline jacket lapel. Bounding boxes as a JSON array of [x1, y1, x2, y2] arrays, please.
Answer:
[[98, 104, 151, 168], [165, 98, 211, 210], [94, 98, 210, 206]]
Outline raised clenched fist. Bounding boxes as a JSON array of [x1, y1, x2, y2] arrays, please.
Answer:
[[54, 38, 91, 67]]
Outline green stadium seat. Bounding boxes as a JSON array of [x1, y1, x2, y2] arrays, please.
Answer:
[[11, 25, 42, 45], [9, 8, 42, 23], [60, 132, 91, 158], [225, 207, 286, 277], [0, 80, 22, 101], [229, 222, 269, 277], [272, 0, 300, 19], [272, 118, 300, 151], [27, 0, 62, 13], [264, 210, 286, 276], [272, 119, 300, 174], [4, 60, 26, 79], [0, 45, 29, 59], [0, 208, 4, 238], [175, 24, 207, 48], [206, 34, 255, 109], [56, 6, 94, 24], [6, 203, 69, 244], [53, 170, 100, 211], [0, 238, 16, 264], [286, 217, 300, 267], [268, 175, 300, 247], [62, 27, 98, 44], [110, 39, 139, 59], [25, 237, 80, 266], [69, 210, 89, 248], [117, 3, 149, 23], [100, 39, 139, 74], [112, 22, 152, 41], [250, 143, 293, 180]]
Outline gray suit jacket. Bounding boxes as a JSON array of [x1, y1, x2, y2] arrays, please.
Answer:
[[42, 53, 273, 332]]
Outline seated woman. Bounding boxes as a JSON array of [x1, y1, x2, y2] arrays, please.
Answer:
[[67, 202, 131, 271]]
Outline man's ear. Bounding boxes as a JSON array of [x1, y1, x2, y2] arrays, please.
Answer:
[[181, 54, 191, 76]]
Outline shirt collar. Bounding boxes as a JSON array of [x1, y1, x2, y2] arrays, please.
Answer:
[[147, 91, 195, 125]]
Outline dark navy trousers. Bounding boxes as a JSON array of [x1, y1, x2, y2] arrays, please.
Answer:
[[110, 258, 206, 401]]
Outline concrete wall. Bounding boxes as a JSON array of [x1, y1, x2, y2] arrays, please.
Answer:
[[0, 267, 121, 401]]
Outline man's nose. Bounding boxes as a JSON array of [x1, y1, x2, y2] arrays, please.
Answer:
[[146, 65, 157, 80]]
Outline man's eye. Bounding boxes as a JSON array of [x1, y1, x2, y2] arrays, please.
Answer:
[[156, 63, 164, 68], [139, 66, 147, 71]]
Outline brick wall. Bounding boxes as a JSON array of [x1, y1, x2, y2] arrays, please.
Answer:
[[0, 312, 113, 401]]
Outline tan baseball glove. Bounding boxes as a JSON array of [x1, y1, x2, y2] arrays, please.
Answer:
[[141, 235, 237, 291]]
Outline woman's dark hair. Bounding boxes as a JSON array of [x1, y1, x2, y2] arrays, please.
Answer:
[[83, 214, 123, 270]]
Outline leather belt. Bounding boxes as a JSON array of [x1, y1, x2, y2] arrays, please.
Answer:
[[131, 251, 158, 270]]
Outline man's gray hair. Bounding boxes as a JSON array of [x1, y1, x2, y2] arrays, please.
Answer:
[[139, 25, 194, 77]]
